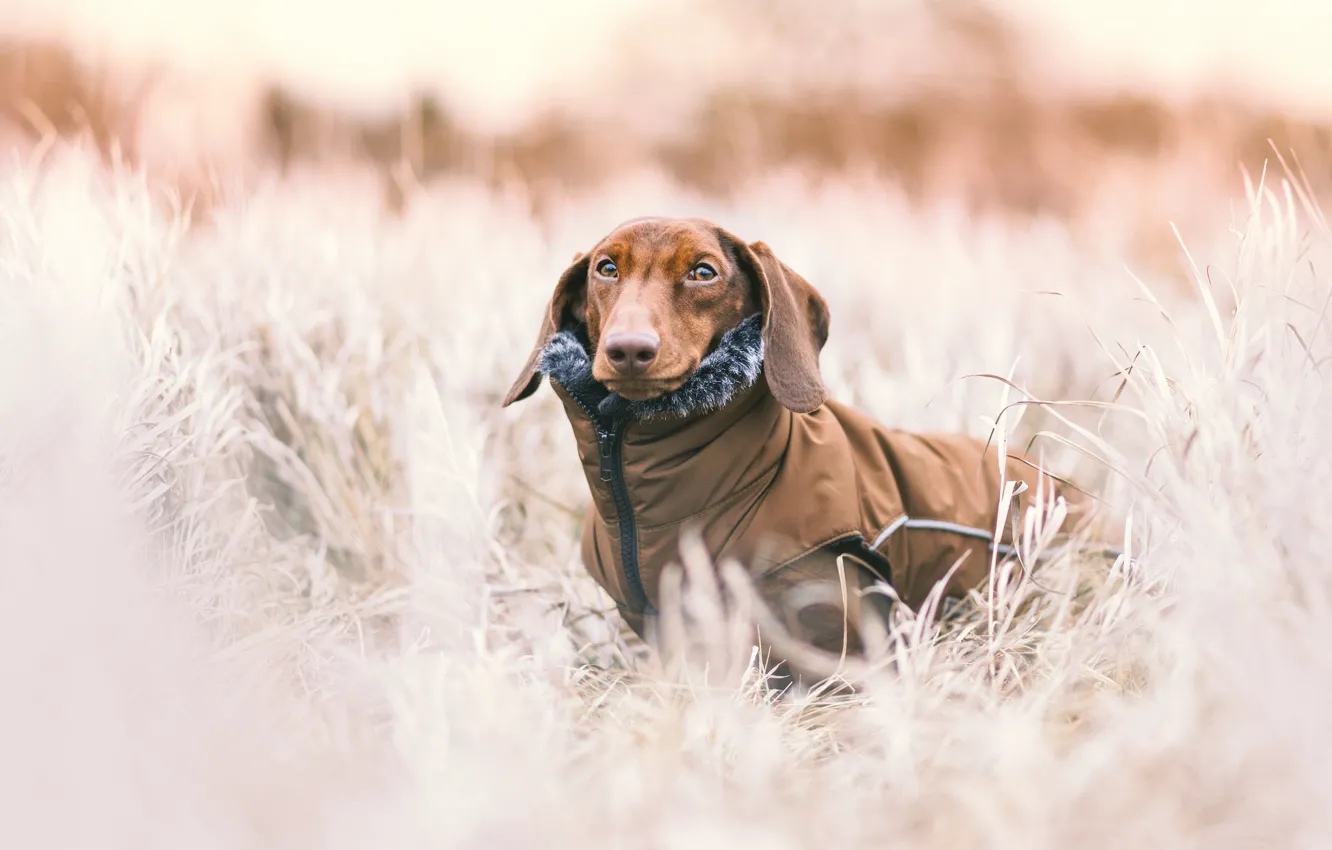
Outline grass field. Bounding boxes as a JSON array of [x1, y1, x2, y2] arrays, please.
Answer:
[[4, 3, 1332, 846], [3, 134, 1332, 848]]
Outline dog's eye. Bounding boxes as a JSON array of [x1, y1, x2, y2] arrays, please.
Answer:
[[595, 259, 618, 278], [687, 262, 718, 282]]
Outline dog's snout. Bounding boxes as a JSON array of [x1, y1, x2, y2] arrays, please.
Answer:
[[602, 331, 660, 374]]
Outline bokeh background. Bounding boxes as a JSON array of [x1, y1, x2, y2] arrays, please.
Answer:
[[5, 0, 1332, 256], [6, 3, 1332, 849]]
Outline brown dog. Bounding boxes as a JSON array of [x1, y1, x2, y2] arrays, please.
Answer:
[[504, 217, 1100, 677]]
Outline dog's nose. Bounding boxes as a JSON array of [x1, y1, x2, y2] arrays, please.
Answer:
[[602, 331, 660, 374]]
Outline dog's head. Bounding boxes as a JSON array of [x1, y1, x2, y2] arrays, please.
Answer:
[[502, 217, 831, 413]]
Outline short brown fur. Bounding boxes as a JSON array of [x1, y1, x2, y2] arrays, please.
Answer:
[[503, 217, 830, 413]]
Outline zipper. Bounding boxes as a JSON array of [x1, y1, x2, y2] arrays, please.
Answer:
[[596, 416, 650, 614], [560, 386, 650, 614]]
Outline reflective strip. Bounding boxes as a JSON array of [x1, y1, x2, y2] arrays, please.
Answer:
[[871, 482, 1030, 553], [870, 514, 910, 550], [872, 515, 1017, 556], [872, 513, 1126, 562]]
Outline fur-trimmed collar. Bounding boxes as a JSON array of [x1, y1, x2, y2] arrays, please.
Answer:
[[538, 313, 764, 422]]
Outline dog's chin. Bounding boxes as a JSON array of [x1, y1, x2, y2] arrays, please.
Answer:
[[600, 375, 690, 401]]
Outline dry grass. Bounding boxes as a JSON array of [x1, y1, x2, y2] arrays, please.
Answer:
[[3, 137, 1332, 847], [5, 2, 1332, 845], [0, 41, 140, 157], [5, 16, 1332, 269]]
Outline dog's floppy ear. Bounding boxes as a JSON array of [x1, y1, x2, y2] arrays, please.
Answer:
[[731, 238, 831, 413], [502, 252, 590, 407]]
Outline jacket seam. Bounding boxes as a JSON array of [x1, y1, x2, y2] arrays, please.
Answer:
[[752, 528, 862, 581]]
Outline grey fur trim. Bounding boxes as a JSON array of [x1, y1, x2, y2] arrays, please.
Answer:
[[538, 313, 764, 422]]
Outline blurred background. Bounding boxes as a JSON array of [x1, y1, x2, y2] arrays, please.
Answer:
[[6, 6, 1332, 846], [3, 0, 1331, 271]]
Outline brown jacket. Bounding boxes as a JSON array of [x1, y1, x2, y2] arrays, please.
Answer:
[[537, 316, 1090, 645]]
